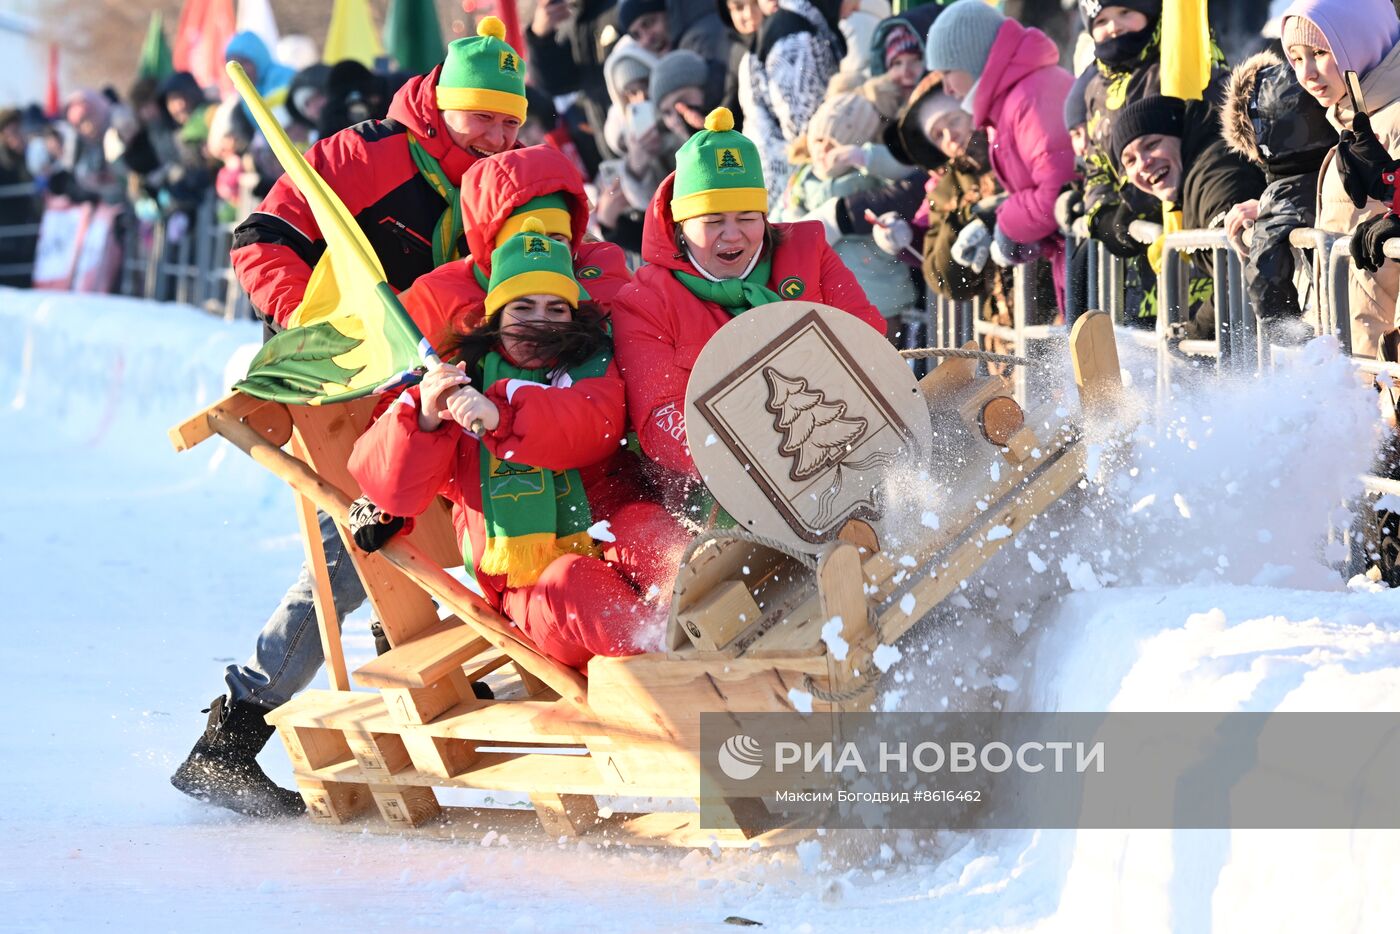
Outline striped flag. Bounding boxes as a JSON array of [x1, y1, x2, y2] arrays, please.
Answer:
[[225, 61, 437, 405]]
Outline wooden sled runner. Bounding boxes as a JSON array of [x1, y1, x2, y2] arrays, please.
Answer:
[[169, 306, 1121, 846]]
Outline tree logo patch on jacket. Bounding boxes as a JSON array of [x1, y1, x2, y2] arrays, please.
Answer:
[[499, 51, 520, 74], [779, 276, 805, 299], [716, 148, 746, 174]]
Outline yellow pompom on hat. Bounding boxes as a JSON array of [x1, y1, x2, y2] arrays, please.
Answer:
[[436, 16, 528, 121], [484, 217, 589, 318], [669, 107, 768, 221]]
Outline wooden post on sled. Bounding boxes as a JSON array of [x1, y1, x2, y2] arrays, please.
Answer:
[[168, 307, 1121, 844]]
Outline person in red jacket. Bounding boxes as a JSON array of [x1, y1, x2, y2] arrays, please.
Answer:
[[610, 106, 883, 508], [399, 145, 632, 350], [350, 220, 686, 670], [232, 17, 528, 331], [172, 18, 532, 820]]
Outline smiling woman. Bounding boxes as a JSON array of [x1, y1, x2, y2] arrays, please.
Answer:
[[609, 107, 886, 519]]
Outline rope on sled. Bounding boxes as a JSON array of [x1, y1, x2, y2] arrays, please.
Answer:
[[799, 606, 891, 705], [678, 528, 820, 571], [898, 346, 1037, 367]]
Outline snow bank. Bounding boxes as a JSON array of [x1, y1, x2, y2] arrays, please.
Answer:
[[5, 291, 1400, 931]]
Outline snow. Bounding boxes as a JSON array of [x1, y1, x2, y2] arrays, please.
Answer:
[[586, 519, 616, 543], [5, 290, 1400, 930]]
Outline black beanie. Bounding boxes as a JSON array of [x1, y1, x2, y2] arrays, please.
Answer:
[[1079, 0, 1163, 27], [618, 0, 667, 33], [1111, 96, 1185, 166], [1064, 66, 1094, 131]]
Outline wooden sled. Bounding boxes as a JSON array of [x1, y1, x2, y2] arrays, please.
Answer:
[[168, 308, 1121, 846]]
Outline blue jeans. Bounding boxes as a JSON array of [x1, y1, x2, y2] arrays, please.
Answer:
[[224, 511, 368, 709]]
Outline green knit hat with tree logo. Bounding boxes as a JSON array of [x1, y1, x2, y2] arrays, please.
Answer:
[[436, 16, 527, 121], [495, 193, 573, 246], [670, 107, 768, 221], [485, 218, 590, 318]]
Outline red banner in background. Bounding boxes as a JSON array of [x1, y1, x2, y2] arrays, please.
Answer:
[[174, 0, 237, 94]]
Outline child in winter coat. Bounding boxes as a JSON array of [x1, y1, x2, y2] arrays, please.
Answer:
[[1220, 51, 1338, 332], [775, 91, 919, 321], [1282, 0, 1400, 356], [738, 0, 846, 206], [398, 145, 632, 353], [610, 107, 882, 514], [350, 220, 686, 671], [924, 0, 1075, 310]]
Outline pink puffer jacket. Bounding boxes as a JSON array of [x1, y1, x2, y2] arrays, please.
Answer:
[[973, 19, 1075, 309]]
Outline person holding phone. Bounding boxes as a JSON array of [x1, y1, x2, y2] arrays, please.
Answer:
[[1281, 0, 1400, 356]]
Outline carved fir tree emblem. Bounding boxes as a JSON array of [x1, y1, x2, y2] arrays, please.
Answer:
[[763, 368, 867, 479]]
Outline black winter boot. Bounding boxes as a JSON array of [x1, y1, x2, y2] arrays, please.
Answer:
[[170, 696, 306, 818]]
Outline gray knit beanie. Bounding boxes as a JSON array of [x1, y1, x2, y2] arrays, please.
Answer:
[[924, 0, 1007, 78], [649, 49, 709, 106]]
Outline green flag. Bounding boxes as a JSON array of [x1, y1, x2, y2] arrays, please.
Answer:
[[137, 11, 174, 82], [384, 0, 445, 76]]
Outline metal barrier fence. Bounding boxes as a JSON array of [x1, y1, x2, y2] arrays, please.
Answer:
[[0, 181, 42, 281], [116, 192, 253, 321]]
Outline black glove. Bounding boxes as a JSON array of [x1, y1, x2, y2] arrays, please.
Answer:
[[1054, 187, 1084, 233], [348, 495, 405, 553], [1336, 111, 1400, 209], [1088, 201, 1145, 258], [1351, 212, 1400, 273]]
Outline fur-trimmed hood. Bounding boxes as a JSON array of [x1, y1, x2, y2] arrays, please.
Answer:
[[1221, 50, 1336, 179]]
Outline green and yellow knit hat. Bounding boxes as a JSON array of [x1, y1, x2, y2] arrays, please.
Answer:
[[436, 16, 528, 121], [485, 218, 589, 318], [495, 193, 572, 247], [670, 107, 767, 221]]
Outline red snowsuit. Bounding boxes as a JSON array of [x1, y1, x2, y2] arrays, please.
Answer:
[[398, 145, 631, 350], [232, 67, 493, 328], [348, 364, 687, 671], [610, 173, 885, 479]]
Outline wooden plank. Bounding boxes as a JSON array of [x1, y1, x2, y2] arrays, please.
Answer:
[[676, 580, 762, 652], [837, 518, 880, 558], [265, 689, 601, 745], [345, 729, 413, 781], [298, 778, 371, 824], [371, 783, 441, 827], [667, 538, 789, 653], [1070, 310, 1123, 417], [382, 679, 476, 727], [290, 434, 350, 692], [279, 723, 354, 771], [352, 617, 492, 689], [168, 391, 290, 452], [295, 751, 618, 797], [530, 792, 600, 837], [401, 733, 479, 779], [206, 407, 592, 709], [816, 542, 875, 711]]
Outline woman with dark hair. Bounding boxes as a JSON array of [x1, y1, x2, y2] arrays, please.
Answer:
[[350, 219, 686, 670], [611, 107, 882, 517]]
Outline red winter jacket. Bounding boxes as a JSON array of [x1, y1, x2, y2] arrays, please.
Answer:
[[348, 362, 642, 608], [398, 145, 631, 350], [610, 172, 884, 478], [231, 67, 489, 328]]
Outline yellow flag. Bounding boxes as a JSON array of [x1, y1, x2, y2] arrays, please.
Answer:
[[1160, 0, 1211, 101], [323, 0, 385, 68], [226, 61, 435, 404]]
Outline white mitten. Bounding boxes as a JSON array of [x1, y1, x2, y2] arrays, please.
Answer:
[[872, 211, 913, 255], [951, 218, 991, 272]]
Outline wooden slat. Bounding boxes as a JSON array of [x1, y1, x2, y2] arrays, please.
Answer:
[[530, 792, 600, 837], [1070, 310, 1123, 417], [353, 617, 492, 689], [371, 783, 441, 827], [168, 391, 260, 450], [816, 542, 874, 711], [294, 751, 616, 797], [298, 778, 371, 824], [290, 433, 350, 692]]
